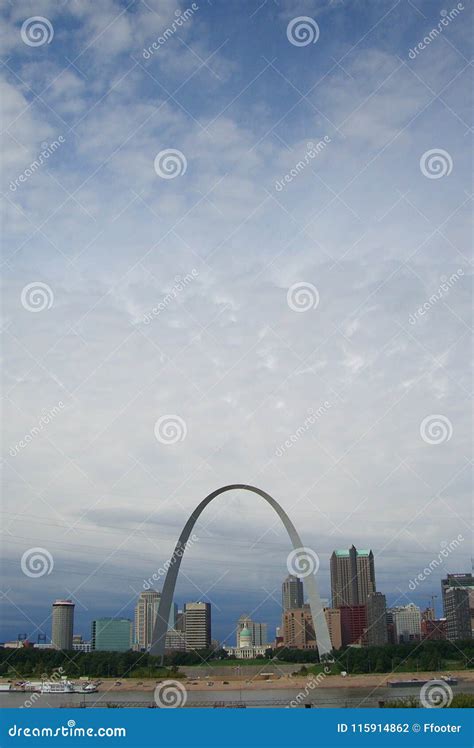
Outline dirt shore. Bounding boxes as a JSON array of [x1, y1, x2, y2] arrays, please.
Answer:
[[90, 670, 472, 692]]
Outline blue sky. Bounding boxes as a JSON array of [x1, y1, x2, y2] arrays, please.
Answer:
[[0, 0, 472, 646]]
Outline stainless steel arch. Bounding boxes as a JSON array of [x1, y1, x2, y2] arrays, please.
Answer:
[[150, 484, 332, 660]]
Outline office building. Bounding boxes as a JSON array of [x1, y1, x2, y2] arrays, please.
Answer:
[[282, 575, 304, 611], [134, 590, 161, 651], [445, 587, 473, 641], [441, 573, 473, 615], [323, 607, 342, 650], [366, 592, 388, 647], [165, 628, 187, 652], [91, 618, 132, 652], [421, 618, 447, 641], [51, 600, 74, 650], [184, 602, 211, 651], [339, 605, 367, 646], [282, 605, 316, 649], [330, 546, 376, 607], [391, 604, 421, 644], [72, 634, 92, 653], [236, 615, 267, 647]]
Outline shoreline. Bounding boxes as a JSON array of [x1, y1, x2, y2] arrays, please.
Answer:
[[3, 671, 468, 693]]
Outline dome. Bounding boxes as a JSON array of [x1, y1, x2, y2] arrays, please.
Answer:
[[239, 626, 252, 647]]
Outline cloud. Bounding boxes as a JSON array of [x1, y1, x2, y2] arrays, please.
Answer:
[[0, 0, 471, 641]]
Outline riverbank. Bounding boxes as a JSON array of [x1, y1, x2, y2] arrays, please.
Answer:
[[89, 670, 474, 692]]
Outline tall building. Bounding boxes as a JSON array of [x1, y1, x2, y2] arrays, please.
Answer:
[[164, 628, 187, 652], [236, 615, 267, 647], [51, 600, 74, 650], [445, 587, 473, 641], [91, 618, 132, 652], [366, 592, 388, 647], [282, 605, 316, 649], [330, 546, 376, 607], [391, 604, 421, 644], [339, 605, 367, 646], [421, 618, 447, 641], [282, 575, 304, 611], [323, 607, 342, 650], [441, 574, 474, 615], [134, 590, 160, 651], [184, 602, 211, 651]]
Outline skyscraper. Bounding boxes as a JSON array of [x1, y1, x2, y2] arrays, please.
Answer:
[[441, 573, 474, 615], [91, 618, 132, 652], [134, 590, 161, 651], [330, 545, 376, 607], [51, 600, 74, 650], [366, 591, 388, 646], [445, 587, 472, 641], [184, 602, 211, 651], [390, 604, 421, 644], [282, 575, 304, 611]]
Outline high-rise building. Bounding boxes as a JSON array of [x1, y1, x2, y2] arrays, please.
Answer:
[[339, 605, 367, 646], [51, 600, 74, 650], [282, 605, 316, 649], [390, 604, 421, 644], [330, 546, 376, 607], [184, 602, 211, 651], [282, 575, 304, 611], [134, 590, 161, 651], [421, 618, 447, 641], [164, 628, 187, 652], [366, 592, 388, 647], [323, 607, 342, 650], [441, 574, 474, 615], [236, 615, 267, 647], [445, 587, 473, 641], [91, 618, 132, 652]]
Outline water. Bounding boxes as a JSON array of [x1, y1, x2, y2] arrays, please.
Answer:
[[1, 682, 472, 709]]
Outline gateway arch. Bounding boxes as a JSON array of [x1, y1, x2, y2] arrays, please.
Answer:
[[150, 484, 332, 660]]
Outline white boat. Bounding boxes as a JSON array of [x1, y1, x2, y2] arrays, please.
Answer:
[[22, 680, 97, 694], [0, 684, 11, 692]]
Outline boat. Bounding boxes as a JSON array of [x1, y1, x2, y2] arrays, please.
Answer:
[[388, 676, 457, 688], [0, 684, 11, 692], [7, 680, 98, 694]]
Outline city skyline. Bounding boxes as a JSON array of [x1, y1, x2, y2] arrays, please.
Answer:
[[1, 0, 471, 654], [3, 556, 471, 651]]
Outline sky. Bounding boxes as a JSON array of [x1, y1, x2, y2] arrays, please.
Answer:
[[0, 0, 472, 647]]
